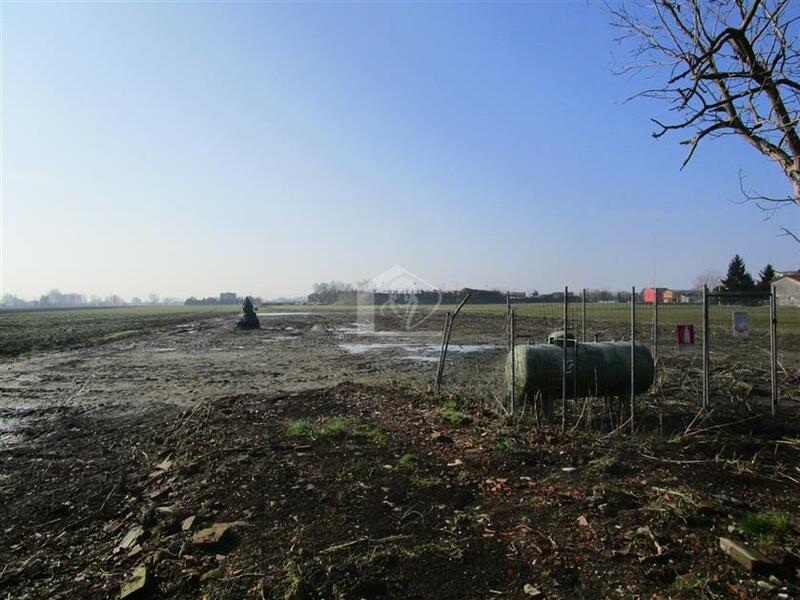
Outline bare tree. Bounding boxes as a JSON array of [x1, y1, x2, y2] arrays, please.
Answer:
[[693, 268, 723, 290], [610, 0, 800, 235]]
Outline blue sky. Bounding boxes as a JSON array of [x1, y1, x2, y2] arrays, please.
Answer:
[[3, 1, 799, 299]]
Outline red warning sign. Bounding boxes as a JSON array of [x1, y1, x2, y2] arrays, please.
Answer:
[[677, 324, 695, 352]]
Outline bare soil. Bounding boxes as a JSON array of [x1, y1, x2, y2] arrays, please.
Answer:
[[1, 309, 799, 599]]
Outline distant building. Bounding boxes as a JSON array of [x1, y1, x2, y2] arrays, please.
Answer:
[[662, 290, 678, 303], [219, 292, 238, 304], [772, 272, 800, 306], [643, 288, 681, 304]]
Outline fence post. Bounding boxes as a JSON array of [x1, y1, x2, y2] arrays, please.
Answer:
[[581, 288, 586, 343], [770, 285, 778, 417], [506, 291, 511, 351], [435, 312, 451, 391], [702, 285, 710, 409], [653, 287, 658, 364], [562, 286, 568, 431], [510, 308, 516, 415], [630, 286, 636, 435]]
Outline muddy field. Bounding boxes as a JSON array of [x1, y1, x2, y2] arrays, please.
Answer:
[[1, 306, 800, 599]]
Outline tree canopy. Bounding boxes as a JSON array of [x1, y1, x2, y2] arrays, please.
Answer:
[[721, 254, 756, 291]]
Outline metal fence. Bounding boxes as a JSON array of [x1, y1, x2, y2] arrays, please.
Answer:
[[494, 285, 786, 432]]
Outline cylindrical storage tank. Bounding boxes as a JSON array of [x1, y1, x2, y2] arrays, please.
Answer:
[[506, 342, 654, 404]]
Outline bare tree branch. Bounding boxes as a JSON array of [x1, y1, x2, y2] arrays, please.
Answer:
[[610, 0, 800, 233]]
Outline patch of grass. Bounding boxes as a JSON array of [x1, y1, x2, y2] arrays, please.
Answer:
[[394, 539, 465, 561], [281, 559, 303, 600], [672, 572, 710, 595], [415, 475, 442, 487], [740, 511, 792, 545], [456, 470, 471, 482], [441, 399, 469, 426], [495, 436, 518, 451], [398, 453, 418, 469], [350, 422, 386, 444], [317, 417, 348, 438], [286, 419, 314, 438]]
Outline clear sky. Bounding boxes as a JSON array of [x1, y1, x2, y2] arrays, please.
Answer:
[[3, 1, 799, 300]]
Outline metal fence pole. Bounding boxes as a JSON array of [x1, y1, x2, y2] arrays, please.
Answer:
[[770, 286, 778, 417], [562, 286, 568, 431], [506, 291, 511, 351], [702, 285, 710, 409], [653, 287, 658, 364], [630, 286, 636, 435], [510, 308, 516, 415], [581, 288, 586, 343], [435, 312, 451, 392]]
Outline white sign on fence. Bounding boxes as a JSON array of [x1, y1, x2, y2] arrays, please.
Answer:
[[732, 311, 749, 339]]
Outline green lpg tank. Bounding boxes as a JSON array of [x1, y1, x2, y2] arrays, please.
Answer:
[[506, 332, 654, 404]]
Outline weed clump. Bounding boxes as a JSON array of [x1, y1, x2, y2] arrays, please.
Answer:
[[285, 417, 385, 443], [441, 399, 470, 426], [398, 453, 417, 469], [672, 572, 711, 595], [740, 511, 792, 545], [286, 419, 314, 438], [318, 418, 348, 438]]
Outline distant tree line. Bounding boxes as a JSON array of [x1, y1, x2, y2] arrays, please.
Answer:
[[184, 295, 264, 306], [698, 255, 778, 294], [308, 282, 647, 305], [1, 290, 183, 308]]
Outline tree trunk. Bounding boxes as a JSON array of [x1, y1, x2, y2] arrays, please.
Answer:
[[794, 178, 800, 208]]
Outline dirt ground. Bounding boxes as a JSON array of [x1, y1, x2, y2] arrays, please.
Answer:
[[1, 308, 800, 599]]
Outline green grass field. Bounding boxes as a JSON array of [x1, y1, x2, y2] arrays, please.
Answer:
[[434, 302, 800, 334], [263, 301, 800, 333]]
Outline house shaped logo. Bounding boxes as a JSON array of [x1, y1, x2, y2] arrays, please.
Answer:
[[357, 265, 442, 331]]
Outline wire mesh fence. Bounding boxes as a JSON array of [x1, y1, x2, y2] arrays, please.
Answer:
[[433, 285, 797, 433]]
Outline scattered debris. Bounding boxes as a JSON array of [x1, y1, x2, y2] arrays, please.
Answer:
[[719, 537, 777, 575], [523, 583, 542, 597], [192, 522, 236, 549], [119, 565, 148, 599], [116, 526, 144, 554]]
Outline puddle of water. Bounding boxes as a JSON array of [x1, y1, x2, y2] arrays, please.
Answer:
[[263, 336, 296, 343], [147, 347, 176, 353], [336, 324, 431, 338], [432, 344, 500, 354], [15, 374, 42, 384], [338, 342, 413, 355], [338, 342, 498, 356], [259, 312, 317, 317]]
